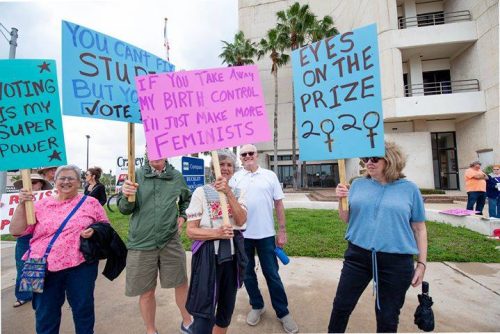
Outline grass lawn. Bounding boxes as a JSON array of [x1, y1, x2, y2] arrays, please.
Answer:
[[3, 207, 499, 263]]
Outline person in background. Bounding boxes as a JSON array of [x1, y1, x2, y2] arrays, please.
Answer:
[[37, 167, 57, 186], [12, 174, 52, 308], [185, 150, 247, 334], [329, 142, 428, 333], [465, 160, 488, 215], [229, 144, 298, 334], [84, 167, 107, 206], [118, 157, 193, 334], [10, 165, 109, 334], [486, 164, 500, 219]]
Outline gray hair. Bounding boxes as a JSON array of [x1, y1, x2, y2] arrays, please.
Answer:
[[55, 164, 82, 181], [210, 149, 238, 170], [469, 160, 482, 167]]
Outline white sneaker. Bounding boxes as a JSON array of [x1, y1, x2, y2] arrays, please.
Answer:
[[246, 307, 265, 326], [279, 314, 299, 333]]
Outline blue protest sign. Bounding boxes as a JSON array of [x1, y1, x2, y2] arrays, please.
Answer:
[[181, 156, 205, 192], [0, 59, 67, 171], [292, 24, 384, 161], [62, 20, 175, 123]]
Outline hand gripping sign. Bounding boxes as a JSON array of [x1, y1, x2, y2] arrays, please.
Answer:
[[135, 65, 271, 226]]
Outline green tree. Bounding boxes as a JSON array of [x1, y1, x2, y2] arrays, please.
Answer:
[[257, 28, 289, 176], [276, 2, 338, 189], [219, 31, 257, 66], [220, 31, 258, 154]]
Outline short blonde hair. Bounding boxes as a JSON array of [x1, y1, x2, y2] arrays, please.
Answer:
[[364, 141, 406, 183]]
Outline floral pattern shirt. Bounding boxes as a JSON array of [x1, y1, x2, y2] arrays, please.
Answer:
[[23, 194, 109, 272]]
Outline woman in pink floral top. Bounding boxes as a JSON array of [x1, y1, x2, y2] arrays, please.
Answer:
[[10, 165, 109, 334]]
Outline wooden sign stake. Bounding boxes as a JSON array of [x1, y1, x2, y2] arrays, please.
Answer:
[[338, 159, 348, 208], [128, 123, 136, 202], [21, 169, 36, 225], [211, 151, 231, 227]]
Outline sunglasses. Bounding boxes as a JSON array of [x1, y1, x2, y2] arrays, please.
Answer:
[[240, 152, 255, 157], [361, 157, 384, 163]]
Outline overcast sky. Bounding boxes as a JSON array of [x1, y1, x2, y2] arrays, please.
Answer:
[[0, 0, 238, 174]]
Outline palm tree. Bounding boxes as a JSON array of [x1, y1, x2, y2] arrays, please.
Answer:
[[219, 31, 257, 66], [275, 2, 316, 190], [220, 31, 257, 154], [257, 28, 289, 178], [309, 15, 339, 43], [276, 2, 338, 189]]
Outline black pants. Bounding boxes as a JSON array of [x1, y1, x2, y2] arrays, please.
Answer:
[[191, 258, 238, 334], [328, 243, 414, 333]]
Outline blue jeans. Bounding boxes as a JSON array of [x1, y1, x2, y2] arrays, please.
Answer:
[[15, 234, 33, 302], [488, 197, 500, 218], [32, 261, 98, 334], [244, 236, 289, 318], [466, 191, 486, 215], [328, 243, 414, 333]]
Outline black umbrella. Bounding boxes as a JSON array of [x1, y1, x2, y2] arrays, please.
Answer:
[[414, 281, 435, 332]]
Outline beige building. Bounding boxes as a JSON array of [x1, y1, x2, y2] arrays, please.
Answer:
[[239, 0, 499, 189]]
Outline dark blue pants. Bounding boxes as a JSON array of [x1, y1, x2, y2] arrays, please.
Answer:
[[15, 234, 33, 302], [191, 258, 238, 334], [328, 243, 414, 333], [244, 236, 289, 318], [488, 196, 500, 218], [467, 191, 486, 215], [32, 261, 98, 334]]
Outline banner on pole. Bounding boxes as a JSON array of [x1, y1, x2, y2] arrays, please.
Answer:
[[62, 20, 175, 123], [0, 59, 67, 171], [292, 24, 384, 161], [1, 190, 58, 235], [135, 65, 271, 159]]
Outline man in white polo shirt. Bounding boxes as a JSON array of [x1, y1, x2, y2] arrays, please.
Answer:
[[229, 144, 298, 333]]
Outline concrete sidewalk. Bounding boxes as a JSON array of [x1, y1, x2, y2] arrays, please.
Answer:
[[1, 242, 500, 333]]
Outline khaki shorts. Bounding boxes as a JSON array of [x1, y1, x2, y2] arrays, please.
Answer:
[[125, 234, 187, 297]]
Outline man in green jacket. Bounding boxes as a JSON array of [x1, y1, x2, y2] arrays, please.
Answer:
[[118, 158, 193, 334]]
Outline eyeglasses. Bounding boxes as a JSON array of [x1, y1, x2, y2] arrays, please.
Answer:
[[240, 152, 256, 157], [361, 157, 384, 163], [57, 176, 78, 182]]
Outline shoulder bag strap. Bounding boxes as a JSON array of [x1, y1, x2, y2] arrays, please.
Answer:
[[43, 195, 88, 257]]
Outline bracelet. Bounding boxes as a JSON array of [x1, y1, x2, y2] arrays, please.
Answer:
[[416, 261, 426, 269]]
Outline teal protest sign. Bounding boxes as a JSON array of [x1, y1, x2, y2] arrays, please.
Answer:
[[292, 24, 384, 161], [62, 20, 175, 123], [0, 59, 67, 170]]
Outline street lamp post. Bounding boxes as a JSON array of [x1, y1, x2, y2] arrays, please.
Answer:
[[86, 135, 90, 171], [0, 25, 18, 195]]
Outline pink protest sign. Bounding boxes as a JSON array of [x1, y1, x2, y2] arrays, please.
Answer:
[[439, 209, 477, 216], [135, 65, 271, 159]]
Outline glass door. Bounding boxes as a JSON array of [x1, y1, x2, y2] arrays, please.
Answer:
[[431, 132, 459, 190]]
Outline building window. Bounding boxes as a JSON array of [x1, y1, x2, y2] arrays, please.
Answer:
[[304, 164, 337, 188], [269, 155, 297, 161], [417, 11, 445, 27], [422, 70, 451, 95]]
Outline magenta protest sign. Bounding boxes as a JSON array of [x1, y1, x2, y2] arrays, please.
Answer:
[[135, 65, 271, 159]]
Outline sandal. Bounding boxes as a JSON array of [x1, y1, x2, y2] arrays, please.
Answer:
[[13, 300, 28, 308]]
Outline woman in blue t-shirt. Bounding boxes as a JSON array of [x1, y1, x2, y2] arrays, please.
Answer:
[[328, 141, 428, 333]]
